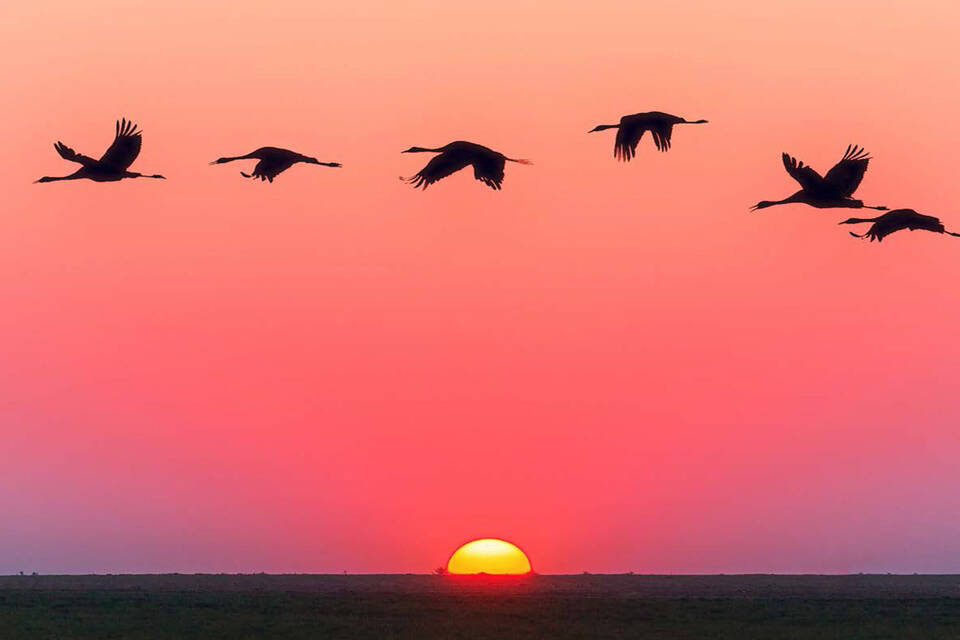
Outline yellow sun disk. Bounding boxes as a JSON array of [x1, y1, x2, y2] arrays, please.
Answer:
[[446, 538, 532, 575]]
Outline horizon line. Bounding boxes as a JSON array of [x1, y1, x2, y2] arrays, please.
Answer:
[[4, 571, 959, 577]]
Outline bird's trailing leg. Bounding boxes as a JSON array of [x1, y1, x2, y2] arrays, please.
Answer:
[[127, 172, 165, 179]]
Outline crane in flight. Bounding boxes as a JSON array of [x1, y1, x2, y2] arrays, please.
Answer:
[[35, 119, 165, 183], [751, 145, 887, 211], [401, 141, 531, 191], [840, 209, 960, 242], [210, 147, 341, 182], [588, 111, 708, 161]]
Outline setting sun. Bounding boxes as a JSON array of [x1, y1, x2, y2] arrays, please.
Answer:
[[446, 538, 532, 575]]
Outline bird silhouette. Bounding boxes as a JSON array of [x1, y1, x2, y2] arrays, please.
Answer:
[[751, 145, 887, 211], [588, 111, 708, 161], [210, 147, 341, 182], [35, 119, 165, 183], [839, 209, 960, 242], [401, 141, 532, 190]]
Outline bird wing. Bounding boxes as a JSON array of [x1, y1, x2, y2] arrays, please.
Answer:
[[650, 122, 675, 152], [404, 152, 472, 189], [613, 114, 648, 162], [823, 145, 871, 196], [98, 118, 143, 171], [781, 153, 826, 192], [859, 223, 884, 242], [901, 211, 945, 233], [614, 121, 644, 161], [472, 154, 507, 190], [53, 141, 97, 166], [246, 157, 295, 182]]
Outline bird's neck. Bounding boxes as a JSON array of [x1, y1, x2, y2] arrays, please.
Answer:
[[781, 193, 806, 205], [217, 154, 255, 163]]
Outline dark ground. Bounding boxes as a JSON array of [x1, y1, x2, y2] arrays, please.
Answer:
[[1, 574, 959, 639]]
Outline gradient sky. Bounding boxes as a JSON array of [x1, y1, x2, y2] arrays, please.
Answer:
[[2, 0, 959, 574]]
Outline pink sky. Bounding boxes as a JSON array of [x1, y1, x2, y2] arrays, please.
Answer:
[[2, 0, 959, 574]]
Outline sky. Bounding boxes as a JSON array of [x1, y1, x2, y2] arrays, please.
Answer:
[[2, 0, 959, 574]]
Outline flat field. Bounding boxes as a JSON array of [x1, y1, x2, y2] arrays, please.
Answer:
[[1, 574, 958, 639]]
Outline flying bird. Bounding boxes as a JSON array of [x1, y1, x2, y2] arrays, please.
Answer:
[[751, 145, 887, 211], [35, 118, 165, 183], [588, 111, 708, 161], [210, 147, 341, 182], [840, 209, 960, 242], [401, 141, 532, 190]]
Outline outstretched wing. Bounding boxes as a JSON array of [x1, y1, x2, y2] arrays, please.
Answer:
[[403, 151, 472, 189], [98, 118, 143, 171], [472, 154, 507, 190], [823, 145, 871, 196], [53, 141, 97, 166], [899, 211, 945, 234], [650, 122, 675, 152], [242, 157, 296, 182], [781, 153, 825, 192], [614, 121, 644, 161]]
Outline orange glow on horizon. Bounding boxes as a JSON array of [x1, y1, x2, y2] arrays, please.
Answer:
[[446, 538, 532, 575]]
